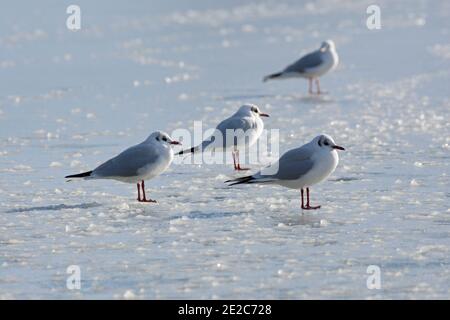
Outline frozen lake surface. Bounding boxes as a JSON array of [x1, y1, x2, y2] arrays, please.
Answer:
[[0, 0, 449, 299]]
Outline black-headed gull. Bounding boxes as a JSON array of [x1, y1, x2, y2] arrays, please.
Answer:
[[263, 40, 339, 94], [226, 134, 345, 210], [65, 131, 181, 203], [177, 104, 269, 171]]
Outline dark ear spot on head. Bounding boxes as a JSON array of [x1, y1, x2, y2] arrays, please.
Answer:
[[156, 136, 160, 141], [318, 138, 322, 147]]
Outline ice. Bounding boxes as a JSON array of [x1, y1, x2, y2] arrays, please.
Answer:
[[0, 0, 449, 299]]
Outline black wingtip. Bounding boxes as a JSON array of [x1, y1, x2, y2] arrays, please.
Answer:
[[263, 72, 282, 82], [225, 175, 254, 186], [176, 147, 196, 156], [65, 170, 93, 179]]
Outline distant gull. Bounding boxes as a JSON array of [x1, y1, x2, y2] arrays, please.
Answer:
[[263, 40, 339, 94], [65, 131, 181, 203], [226, 134, 345, 210], [177, 104, 269, 171]]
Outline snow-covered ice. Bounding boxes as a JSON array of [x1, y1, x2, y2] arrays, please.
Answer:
[[0, 1, 449, 299]]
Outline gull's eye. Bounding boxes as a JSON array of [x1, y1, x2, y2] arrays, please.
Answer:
[[324, 140, 329, 146], [251, 107, 257, 113], [162, 136, 167, 142]]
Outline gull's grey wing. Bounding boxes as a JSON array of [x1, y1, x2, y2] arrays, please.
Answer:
[[259, 144, 314, 180], [93, 144, 160, 178], [201, 116, 255, 150], [178, 116, 255, 154], [284, 50, 323, 74], [216, 116, 254, 133]]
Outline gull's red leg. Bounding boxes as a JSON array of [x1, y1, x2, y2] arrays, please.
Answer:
[[136, 182, 141, 201], [305, 187, 321, 210], [235, 149, 249, 171], [301, 188, 306, 209], [232, 150, 238, 170], [308, 78, 313, 94], [315, 79, 322, 95], [139, 180, 157, 203]]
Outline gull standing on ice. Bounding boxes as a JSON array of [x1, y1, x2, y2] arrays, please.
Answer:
[[176, 104, 269, 171], [263, 40, 339, 94], [65, 131, 181, 203], [226, 134, 345, 210]]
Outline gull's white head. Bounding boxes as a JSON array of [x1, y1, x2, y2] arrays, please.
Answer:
[[146, 131, 181, 146], [235, 104, 270, 118], [320, 40, 336, 52], [312, 134, 345, 151]]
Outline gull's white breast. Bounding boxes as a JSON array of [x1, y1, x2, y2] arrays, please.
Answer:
[[250, 116, 264, 146], [137, 146, 173, 180]]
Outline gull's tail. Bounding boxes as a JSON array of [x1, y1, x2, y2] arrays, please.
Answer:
[[263, 72, 283, 82], [65, 170, 93, 179]]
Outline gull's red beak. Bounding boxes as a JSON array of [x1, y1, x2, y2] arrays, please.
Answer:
[[333, 145, 345, 151], [259, 113, 270, 117], [170, 141, 181, 145]]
